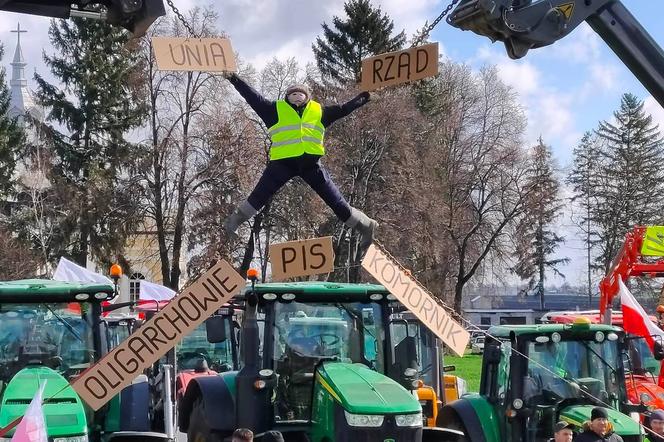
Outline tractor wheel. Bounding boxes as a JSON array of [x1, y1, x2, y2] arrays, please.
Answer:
[[187, 397, 224, 442]]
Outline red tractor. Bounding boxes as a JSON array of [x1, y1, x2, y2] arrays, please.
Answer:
[[546, 226, 664, 413]]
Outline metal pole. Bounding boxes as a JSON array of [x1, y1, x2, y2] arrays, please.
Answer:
[[162, 364, 175, 441]]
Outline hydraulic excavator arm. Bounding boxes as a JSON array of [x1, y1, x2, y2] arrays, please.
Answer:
[[0, 0, 165, 36], [449, 0, 664, 107]]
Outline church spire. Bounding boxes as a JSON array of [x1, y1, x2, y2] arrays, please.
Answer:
[[8, 22, 38, 121], [10, 22, 27, 88]]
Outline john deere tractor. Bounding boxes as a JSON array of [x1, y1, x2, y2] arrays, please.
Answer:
[[178, 281, 464, 441], [439, 320, 646, 441], [0, 279, 174, 442]]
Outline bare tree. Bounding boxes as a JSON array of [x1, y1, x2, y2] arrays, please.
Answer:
[[417, 64, 530, 312], [138, 8, 230, 289]]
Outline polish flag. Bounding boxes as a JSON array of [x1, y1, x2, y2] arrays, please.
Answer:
[[619, 279, 664, 351], [11, 383, 47, 442]]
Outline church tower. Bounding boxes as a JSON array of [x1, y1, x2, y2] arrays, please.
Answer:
[[8, 22, 42, 122]]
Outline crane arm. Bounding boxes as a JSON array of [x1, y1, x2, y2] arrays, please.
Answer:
[[449, 0, 664, 108], [0, 0, 165, 36]]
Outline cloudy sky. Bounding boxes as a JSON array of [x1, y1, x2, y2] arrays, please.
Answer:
[[1, 1, 663, 288]]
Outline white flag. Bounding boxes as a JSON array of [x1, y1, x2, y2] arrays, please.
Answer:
[[139, 280, 176, 302], [11, 383, 47, 442], [53, 257, 113, 285]]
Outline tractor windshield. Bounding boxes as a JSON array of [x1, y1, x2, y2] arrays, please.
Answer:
[[524, 334, 621, 405], [177, 320, 235, 372], [0, 303, 94, 383], [627, 336, 661, 379], [271, 301, 384, 421]]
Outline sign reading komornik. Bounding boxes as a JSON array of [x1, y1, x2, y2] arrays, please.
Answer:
[[361, 244, 470, 356], [72, 260, 245, 410]]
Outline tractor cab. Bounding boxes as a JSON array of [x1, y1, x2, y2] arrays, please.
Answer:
[[388, 310, 468, 428], [440, 322, 645, 442], [180, 282, 435, 441], [0, 279, 115, 441]]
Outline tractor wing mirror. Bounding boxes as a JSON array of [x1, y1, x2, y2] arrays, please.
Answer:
[[484, 344, 502, 364], [206, 316, 227, 343], [654, 340, 664, 361]]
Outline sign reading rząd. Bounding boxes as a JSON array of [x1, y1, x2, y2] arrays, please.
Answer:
[[360, 43, 439, 92], [361, 244, 470, 356], [72, 260, 245, 410], [152, 37, 237, 72]]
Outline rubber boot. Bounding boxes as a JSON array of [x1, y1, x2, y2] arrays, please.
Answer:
[[223, 200, 258, 238], [345, 208, 378, 261]]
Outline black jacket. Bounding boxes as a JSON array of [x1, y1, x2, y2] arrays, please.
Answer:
[[227, 74, 369, 129], [575, 429, 624, 442]]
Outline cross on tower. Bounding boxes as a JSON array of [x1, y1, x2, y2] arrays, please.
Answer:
[[10, 22, 27, 47]]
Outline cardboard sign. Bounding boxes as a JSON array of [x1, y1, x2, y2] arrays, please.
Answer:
[[72, 260, 244, 410], [360, 43, 439, 91], [152, 37, 237, 72], [269, 237, 335, 281], [362, 244, 470, 356]]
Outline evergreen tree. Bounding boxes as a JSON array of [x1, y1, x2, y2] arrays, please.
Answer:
[[312, 0, 406, 83], [594, 93, 664, 273], [513, 138, 568, 309], [0, 45, 24, 197], [32, 18, 145, 266], [567, 131, 603, 305]]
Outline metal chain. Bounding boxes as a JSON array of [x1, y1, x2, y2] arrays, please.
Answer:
[[411, 0, 461, 47], [165, 0, 197, 37]]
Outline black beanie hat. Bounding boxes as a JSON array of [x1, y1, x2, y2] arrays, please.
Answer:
[[591, 407, 609, 421]]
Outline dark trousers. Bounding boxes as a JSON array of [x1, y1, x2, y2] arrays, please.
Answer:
[[247, 154, 352, 222]]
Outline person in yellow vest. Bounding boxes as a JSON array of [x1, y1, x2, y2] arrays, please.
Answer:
[[222, 73, 377, 258]]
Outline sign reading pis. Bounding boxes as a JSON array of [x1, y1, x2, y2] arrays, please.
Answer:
[[72, 260, 245, 410], [152, 37, 237, 72], [269, 237, 335, 281], [360, 43, 438, 91], [361, 244, 470, 356]]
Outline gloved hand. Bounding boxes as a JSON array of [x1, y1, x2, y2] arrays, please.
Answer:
[[359, 91, 370, 102], [222, 71, 235, 80]]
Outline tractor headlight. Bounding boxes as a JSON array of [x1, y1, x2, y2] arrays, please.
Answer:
[[344, 411, 384, 427], [54, 436, 88, 442], [395, 412, 423, 427]]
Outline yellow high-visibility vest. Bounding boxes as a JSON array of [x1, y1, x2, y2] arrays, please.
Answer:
[[268, 100, 325, 160]]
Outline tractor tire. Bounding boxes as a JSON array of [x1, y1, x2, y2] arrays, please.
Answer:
[[187, 397, 224, 442]]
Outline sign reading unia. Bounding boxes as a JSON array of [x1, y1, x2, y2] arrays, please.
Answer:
[[152, 37, 237, 72], [72, 260, 245, 410], [361, 244, 470, 356]]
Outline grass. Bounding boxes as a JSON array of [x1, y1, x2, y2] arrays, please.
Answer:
[[444, 352, 483, 393]]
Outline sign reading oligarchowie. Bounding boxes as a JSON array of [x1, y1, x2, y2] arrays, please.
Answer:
[[361, 244, 469, 356], [72, 260, 245, 410], [152, 37, 237, 72]]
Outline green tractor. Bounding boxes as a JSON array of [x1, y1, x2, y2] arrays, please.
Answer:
[[0, 279, 174, 442], [439, 321, 646, 442], [178, 281, 464, 441]]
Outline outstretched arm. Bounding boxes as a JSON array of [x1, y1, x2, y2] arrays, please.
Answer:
[[321, 92, 370, 128], [226, 73, 278, 127]]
